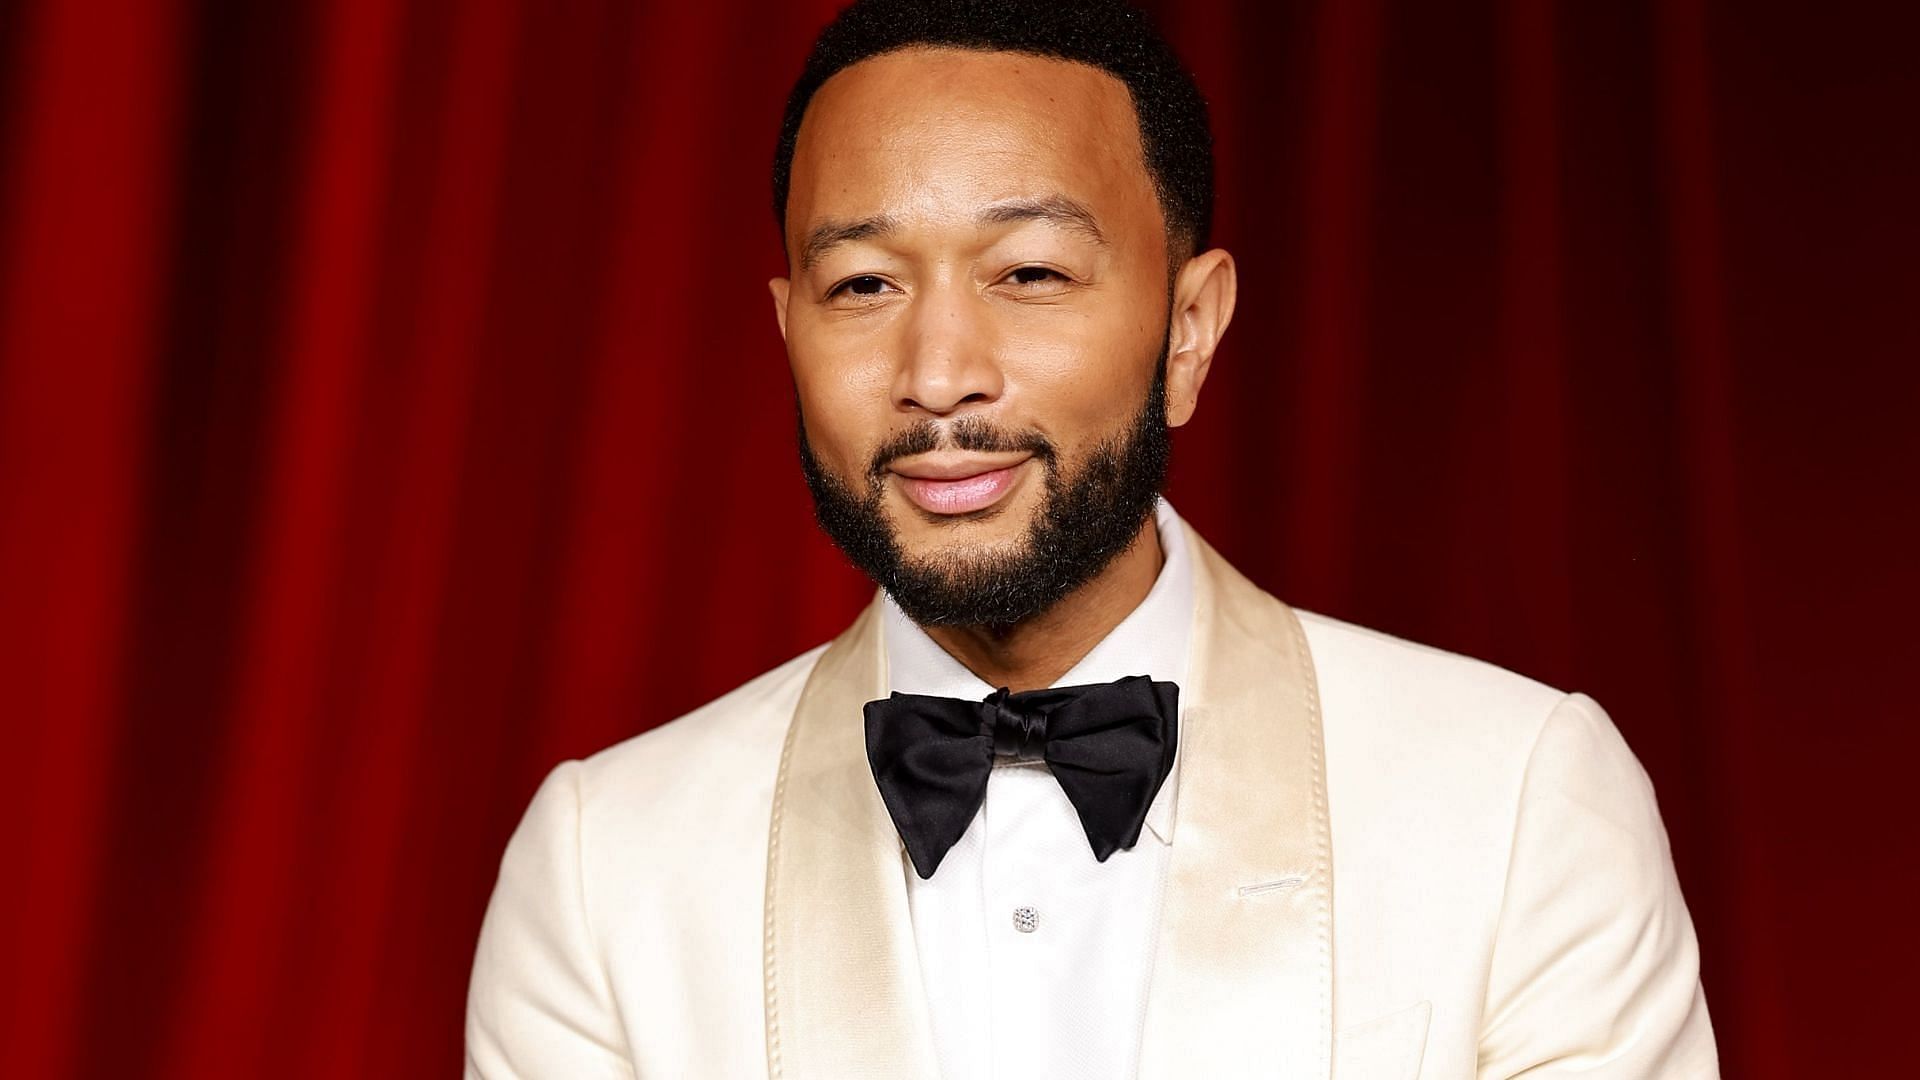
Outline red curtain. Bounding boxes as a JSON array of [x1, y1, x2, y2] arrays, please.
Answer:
[[2, 1, 1912, 1075]]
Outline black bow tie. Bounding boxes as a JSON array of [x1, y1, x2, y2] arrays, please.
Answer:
[[863, 675, 1180, 879]]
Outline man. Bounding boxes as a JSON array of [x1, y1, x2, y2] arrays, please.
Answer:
[[466, 1, 1718, 1077]]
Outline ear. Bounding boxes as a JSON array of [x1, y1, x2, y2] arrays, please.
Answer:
[[768, 277, 792, 342], [1162, 248, 1237, 428]]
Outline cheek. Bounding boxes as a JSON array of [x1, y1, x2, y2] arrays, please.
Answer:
[[790, 337, 893, 474], [788, 309, 899, 396], [1000, 315, 1160, 429]]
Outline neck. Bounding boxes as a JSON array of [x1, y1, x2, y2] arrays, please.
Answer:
[[923, 516, 1164, 693]]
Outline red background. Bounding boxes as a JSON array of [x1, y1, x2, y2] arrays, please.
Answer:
[[2, 0, 1913, 1076]]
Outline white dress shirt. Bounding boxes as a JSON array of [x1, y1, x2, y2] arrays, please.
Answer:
[[881, 498, 1194, 1080]]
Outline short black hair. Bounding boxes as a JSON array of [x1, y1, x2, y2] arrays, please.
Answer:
[[772, 0, 1214, 260]]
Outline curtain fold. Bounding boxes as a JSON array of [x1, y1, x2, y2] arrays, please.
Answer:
[[0, 3, 185, 1078]]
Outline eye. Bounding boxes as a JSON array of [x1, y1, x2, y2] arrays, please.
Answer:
[[1006, 266, 1066, 286], [829, 274, 894, 298]]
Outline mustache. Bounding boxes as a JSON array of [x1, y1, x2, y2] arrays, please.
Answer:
[[866, 417, 1058, 481]]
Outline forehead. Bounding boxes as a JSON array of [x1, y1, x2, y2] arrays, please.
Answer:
[[786, 48, 1159, 242]]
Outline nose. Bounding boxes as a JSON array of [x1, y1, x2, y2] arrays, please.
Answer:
[[892, 285, 1002, 416]]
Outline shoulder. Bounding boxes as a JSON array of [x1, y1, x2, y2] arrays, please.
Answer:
[[503, 642, 827, 866], [1293, 606, 1568, 759], [1283, 620, 1712, 1072], [1294, 607, 1567, 718], [1296, 604, 1672, 911], [474, 646, 831, 1068], [1293, 606, 1659, 819], [1189, 524, 1564, 753], [574, 643, 828, 819], [1294, 606, 1602, 883], [506, 644, 830, 951]]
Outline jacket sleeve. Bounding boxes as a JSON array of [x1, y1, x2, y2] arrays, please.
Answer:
[[1477, 693, 1719, 1078], [466, 761, 636, 1079]]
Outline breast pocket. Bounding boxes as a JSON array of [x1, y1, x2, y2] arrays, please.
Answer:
[[1333, 1000, 1431, 1080]]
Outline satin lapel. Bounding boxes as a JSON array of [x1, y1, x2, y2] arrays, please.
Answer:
[[763, 598, 940, 1080], [1137, 525, 1334, 1079]]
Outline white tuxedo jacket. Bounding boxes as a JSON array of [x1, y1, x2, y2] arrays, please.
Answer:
[[467, 524, 1717, 1079]]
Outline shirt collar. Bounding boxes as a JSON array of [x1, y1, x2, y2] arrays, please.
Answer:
[[880, 498, 1193, 845]]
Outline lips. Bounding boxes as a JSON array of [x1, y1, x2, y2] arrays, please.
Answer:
[[892, 458, 1028, 515]]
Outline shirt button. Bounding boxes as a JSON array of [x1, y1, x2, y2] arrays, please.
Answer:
[[1012, 906, 1039, 933]]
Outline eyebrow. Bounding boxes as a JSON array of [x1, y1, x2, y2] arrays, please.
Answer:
[[798, 215, 898, 273], [976, 195, 1108, 247], [796, 195, 1109, 272]]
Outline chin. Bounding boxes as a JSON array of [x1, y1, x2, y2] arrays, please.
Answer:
[[894, 522, 1031, 566]]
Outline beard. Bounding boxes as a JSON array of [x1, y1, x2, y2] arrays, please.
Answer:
[[797, 348, 1172, 630]]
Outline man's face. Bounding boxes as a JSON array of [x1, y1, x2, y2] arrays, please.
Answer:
[[771, 48, 1186, 625]]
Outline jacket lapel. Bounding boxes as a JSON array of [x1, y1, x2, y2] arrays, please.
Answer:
[[1136, 525, 1335, 1079], [763, 600, 941, 1080]]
